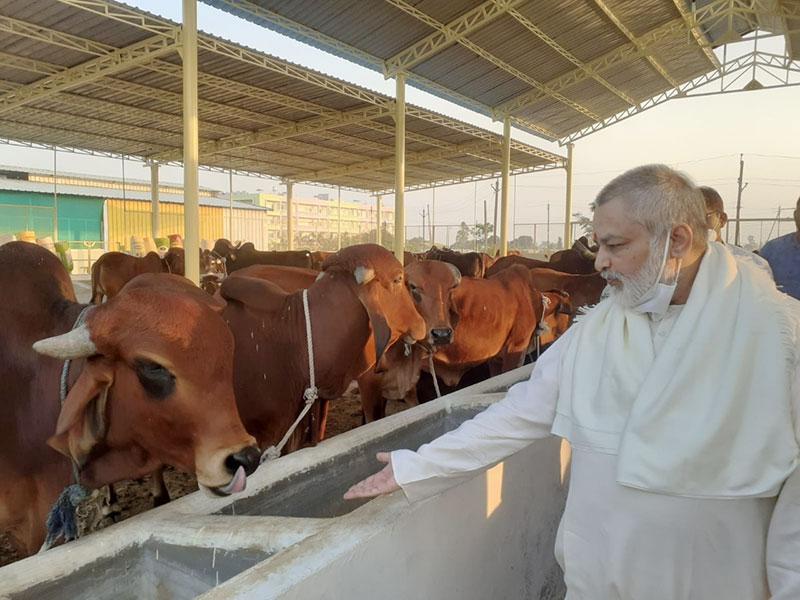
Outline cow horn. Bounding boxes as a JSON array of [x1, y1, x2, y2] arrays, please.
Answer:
[[33, 324, 97, 359], [444, 262, 462, 286], [354, 266, 375, 285]]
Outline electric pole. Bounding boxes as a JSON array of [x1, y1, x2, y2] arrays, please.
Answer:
[[431, 187, 436, 246], [547, 203, 551, 249], [421, 207, 426, 248], [427, 202, 433, 246]]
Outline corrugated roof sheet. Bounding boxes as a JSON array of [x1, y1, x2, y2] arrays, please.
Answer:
[[201, 0, 723, 140], [0, 0, 563, 193]]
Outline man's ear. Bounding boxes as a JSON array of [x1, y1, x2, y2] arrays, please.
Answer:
[[670, 224, 694, 257]]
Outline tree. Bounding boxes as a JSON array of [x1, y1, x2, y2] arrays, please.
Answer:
[[454, 221, 472, 249], [573, 212, 593, 237]]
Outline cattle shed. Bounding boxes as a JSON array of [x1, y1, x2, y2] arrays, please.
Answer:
[[0, 0, 568, 281], [202, 0, 800, 251]]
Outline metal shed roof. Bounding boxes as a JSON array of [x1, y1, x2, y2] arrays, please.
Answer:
[[202, 0, 799, 142], [0, 0, 564, 194]]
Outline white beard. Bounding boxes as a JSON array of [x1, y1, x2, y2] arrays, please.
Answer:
[[602, 236, 679, 309]]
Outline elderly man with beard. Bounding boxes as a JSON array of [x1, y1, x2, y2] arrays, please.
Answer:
[[345, 164, 800, 599]]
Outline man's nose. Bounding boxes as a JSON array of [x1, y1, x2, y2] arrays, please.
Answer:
[[595, 248, 611, 272]]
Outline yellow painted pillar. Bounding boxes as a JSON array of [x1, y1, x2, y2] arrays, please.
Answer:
[[564, 142, 574, 249], [286, 181, 294, 250], [376, 194, 382, 246], [182, 0, 200, 284], [500, 116, 511, 256], [150, 163, 160, 240], [394, 72, 406, 262]]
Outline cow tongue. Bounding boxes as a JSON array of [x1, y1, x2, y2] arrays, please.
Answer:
[[218, 465, 247, 495]]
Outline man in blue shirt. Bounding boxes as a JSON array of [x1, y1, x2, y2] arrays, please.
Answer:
[[760, 196, 800, 299]]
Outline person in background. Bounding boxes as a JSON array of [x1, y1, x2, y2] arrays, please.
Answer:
[[760, 195, 800, 300], [700, 185, 772, 276]]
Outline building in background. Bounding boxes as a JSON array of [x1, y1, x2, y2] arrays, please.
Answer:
[[233, 191, 394, 251], [0, 166, 392, 271]]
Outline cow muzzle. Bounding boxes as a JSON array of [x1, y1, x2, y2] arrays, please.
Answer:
[[201, 444, 260, 497], [429, 327, 454, 346]]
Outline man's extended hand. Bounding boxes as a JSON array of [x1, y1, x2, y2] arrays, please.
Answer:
[[343, 452, 400, 500]]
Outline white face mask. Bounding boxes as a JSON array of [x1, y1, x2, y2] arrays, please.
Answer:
[[630, 234, 681, 315]]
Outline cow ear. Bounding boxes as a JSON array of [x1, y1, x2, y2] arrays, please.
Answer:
[[356, 282, 392, 367], [47, 359, 114, 468], [220, 276, 286, 313]]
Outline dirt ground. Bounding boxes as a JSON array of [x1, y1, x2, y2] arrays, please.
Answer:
[[0, 387, 411, 567]]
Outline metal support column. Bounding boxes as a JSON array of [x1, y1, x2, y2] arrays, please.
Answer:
[[337, 185, 342, 250], [564, 142, 574, 249], [52, 148, 58, 242], [150, 163, 160, 241], [286, 181, 294, 250], [228, 167, 233, 239], [394, 72, 406, 262], [499, 116, 511, 256], [182, 0, 200, 284], [376, 194, 382, 246]]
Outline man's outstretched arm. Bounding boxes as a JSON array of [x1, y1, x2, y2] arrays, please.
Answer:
[[344, 327, 571, 502]]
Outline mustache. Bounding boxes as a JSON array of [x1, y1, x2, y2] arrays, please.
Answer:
[[601, 270, 624, 282]]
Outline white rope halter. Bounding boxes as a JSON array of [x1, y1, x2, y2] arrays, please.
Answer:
[[260, 288, 319, 463], [427, 352, 442, 399]]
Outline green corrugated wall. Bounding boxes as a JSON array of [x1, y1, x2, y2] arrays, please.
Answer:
[[0, 190, 104, 246]]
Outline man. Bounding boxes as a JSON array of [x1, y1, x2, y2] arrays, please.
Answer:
[[760, 196, 800, 300], [345, 165, 800, 599], [700, 185, 772, 276]]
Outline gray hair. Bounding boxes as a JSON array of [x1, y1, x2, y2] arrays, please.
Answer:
[[594, 164, 707, 247]]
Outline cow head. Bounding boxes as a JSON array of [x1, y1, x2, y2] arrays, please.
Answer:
[[322, 244, 426, 366], [201, 249, 227, 277], [538, 290, 574, 345], [32, 274, 259, 496], [405, 260, 461, 346], [162, 247, 186, 276], [212, 239, 239, 265]]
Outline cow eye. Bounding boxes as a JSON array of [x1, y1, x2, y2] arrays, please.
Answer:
[[134, 359, 176, 400], [411, 287, 422, 302]]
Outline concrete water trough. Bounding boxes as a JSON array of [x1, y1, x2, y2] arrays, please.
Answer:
[[0, 364, 569, 600]]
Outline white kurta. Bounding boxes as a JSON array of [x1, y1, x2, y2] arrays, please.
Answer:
[[391, 306, 800, 600]]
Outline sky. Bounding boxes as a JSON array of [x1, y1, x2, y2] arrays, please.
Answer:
[[1, 1, 798, 244]]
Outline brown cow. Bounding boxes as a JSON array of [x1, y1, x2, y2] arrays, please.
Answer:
[[219, 244, 427, 451], [427, 265, 544, 387], [90, 248, 194, 303], [534, 290, 574, 350], [212, 238, 313, 272], [228, 264, 319, 290], [358, 260, 462, 422], [310, 251, 335, 270], [529, 267, 606, 310], [0, 242, 259, 559], [424, 247, 484, 278]]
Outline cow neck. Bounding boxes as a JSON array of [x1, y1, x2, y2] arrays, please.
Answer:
[[300, 271, 373, 397]]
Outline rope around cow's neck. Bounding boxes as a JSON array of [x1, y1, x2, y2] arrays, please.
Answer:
[[260, 288, 319, 463], [428, 352, 442, 399], [40, 305, 95, 553]]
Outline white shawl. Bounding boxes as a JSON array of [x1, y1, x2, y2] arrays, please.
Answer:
[[552, 241, 800, 497]]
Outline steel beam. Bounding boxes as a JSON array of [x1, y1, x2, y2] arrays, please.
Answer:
[[150, 103, 394, 162], [564, 142, 574, 248], [394, 72, 406, 262], [506, 8, 636, 106], [670, 0, 721, 69], [0, 32, 181, 117], [384, 0, 526, 75], [499, 116, 511, 256], [182, 0, 200, 285], [593, 0, 680, 88], [495, 17, 687, 116], [385, 0, 599, 122], [150, 162, 160, 240]]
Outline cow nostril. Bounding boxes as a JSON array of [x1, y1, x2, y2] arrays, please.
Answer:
[[430, 328, 453, 344], [225, 446, 261, 476]]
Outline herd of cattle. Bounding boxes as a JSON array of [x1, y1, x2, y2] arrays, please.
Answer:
[[0, 236, 603, 563]]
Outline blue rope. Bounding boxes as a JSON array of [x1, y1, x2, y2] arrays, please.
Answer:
[[38, 484, 89, 553]]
